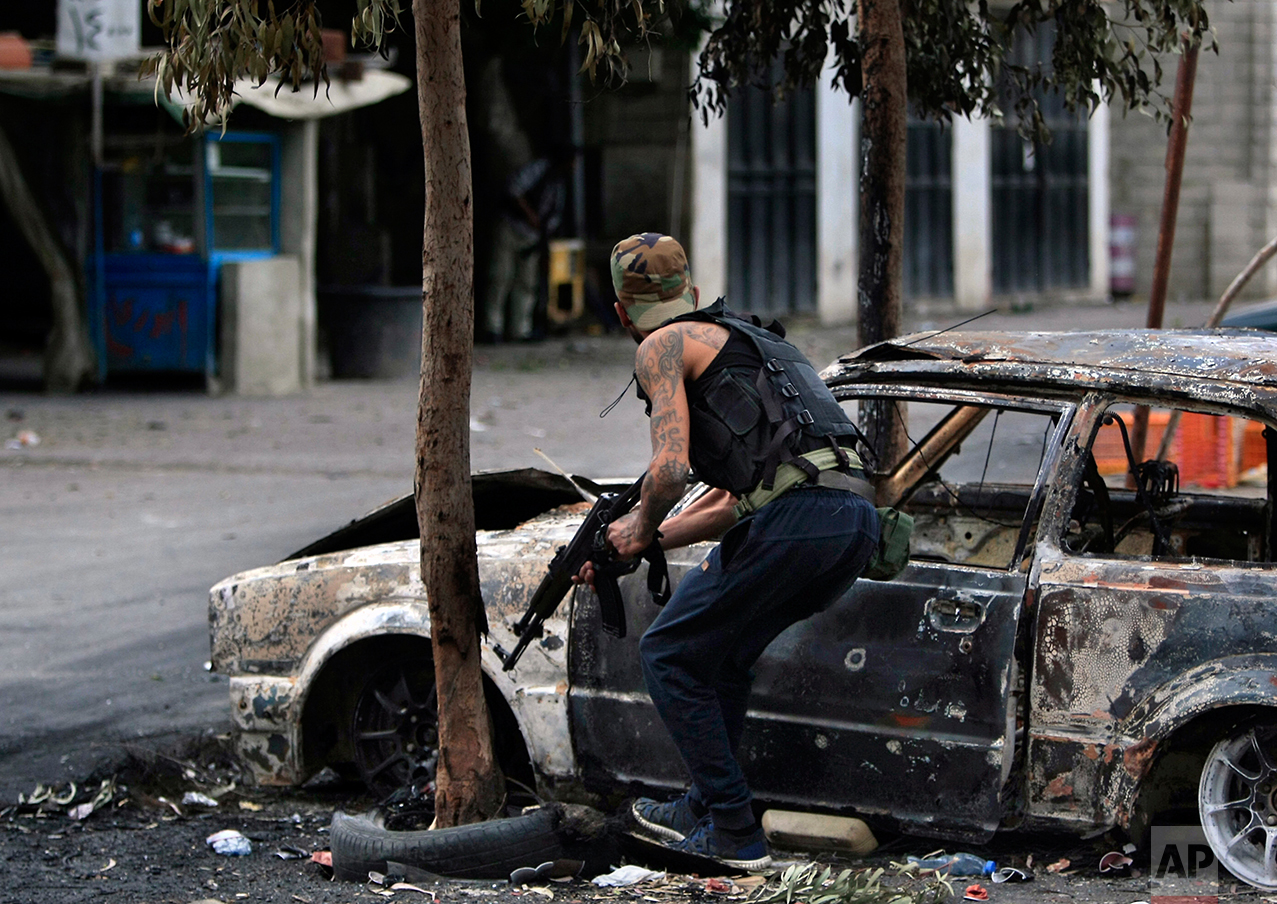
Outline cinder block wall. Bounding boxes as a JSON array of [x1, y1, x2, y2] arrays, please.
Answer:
[[1109, 0, 1276, 303]]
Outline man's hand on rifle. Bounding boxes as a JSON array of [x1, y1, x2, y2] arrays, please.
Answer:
[[572, 510, 653, 591]]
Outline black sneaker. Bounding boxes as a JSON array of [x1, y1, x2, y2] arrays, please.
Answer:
[[673, 816, 773, 870], [631, 796, 701, 842]]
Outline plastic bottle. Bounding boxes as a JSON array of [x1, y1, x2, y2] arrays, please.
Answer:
[[906, 852, 996, 877]]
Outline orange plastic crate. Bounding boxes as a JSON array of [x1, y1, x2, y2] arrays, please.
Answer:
[[1091, 412, 1263, 489]]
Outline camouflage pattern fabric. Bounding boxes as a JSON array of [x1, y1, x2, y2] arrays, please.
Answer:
[[610, 233, 698, 330]]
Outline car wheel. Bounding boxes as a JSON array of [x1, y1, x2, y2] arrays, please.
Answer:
[[1199, 722, 1277, 889], [353, 657, 439, 801]]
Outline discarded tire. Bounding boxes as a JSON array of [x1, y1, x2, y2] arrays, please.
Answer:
[[329, 806, 566, 882]]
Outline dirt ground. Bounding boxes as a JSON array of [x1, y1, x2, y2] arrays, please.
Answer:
[[0, 736, 1246, 904]]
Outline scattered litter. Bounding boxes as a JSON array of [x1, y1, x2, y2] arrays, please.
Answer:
[[1099, 851, 1133, 873], [1045, 857, 1071, 874], [51, 784, 77, 805], [97, 858, 117, 873], [68, 803, 95, 820], [390, 883, 436, 897], [311, 851, 333, 866], [302, 766, 343, 789], [591, 865, 667, 887], [963, 883, 989, 901], [1123, 842, 1137, 855], [156, 796, 183, 816], [369, 871, 439, 898], [276, 845, 310, 860], [207, 829, 253, 856], [703, 877, 734, 894], [183, 792, 220, 808], [906, 852, 995, 877], [238, 800, 263, 812], [511, 861, 556, 885], [6, 429, 39, 449], [762, 810, 879, 857], [469, 418, 488, 433], [991, 866, 1032, 883]]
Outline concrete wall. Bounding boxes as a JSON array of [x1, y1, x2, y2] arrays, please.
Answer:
[[220, 256, 304, 396], [1109, 0, 1277, 302]]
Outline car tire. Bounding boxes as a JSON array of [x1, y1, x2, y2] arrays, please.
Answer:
[[329, 806, 566, 882], [1198, 721, 1277, 890]]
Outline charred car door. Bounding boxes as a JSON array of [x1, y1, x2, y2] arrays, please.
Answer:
[[1028, 394, 1277, 834], [569, 392, 1070, 843]]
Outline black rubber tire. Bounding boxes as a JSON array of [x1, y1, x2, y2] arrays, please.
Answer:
[[329, 806, 566, 882]]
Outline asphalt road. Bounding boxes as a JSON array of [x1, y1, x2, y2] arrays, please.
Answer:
[[0, 298, 1221, 799]]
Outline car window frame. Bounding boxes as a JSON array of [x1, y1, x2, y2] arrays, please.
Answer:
[[1040, 391, 1277, 568], [830, 384, 1076, 571]]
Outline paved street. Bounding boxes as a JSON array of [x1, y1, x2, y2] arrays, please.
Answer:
[[0, 298, 1221, 800]]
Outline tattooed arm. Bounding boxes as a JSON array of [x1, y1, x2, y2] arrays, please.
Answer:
[[606, 325, 693, 558]]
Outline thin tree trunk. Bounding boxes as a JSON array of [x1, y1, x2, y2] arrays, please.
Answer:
[[856, 0, 908, 469], [412, 0, 504, 827], [0, 124, 94, 392]]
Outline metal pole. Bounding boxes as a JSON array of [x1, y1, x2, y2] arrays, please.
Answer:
[[1131, 33, 1199, 466], [91, 61, 107, 382], [1144, 33, 1200, 330]]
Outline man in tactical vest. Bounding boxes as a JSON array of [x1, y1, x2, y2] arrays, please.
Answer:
[[578, 233, 880, 868]]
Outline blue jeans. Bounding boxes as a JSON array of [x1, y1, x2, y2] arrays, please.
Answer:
[[639, 487, 879, 830]]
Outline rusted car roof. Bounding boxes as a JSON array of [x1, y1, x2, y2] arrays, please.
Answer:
[[824, 329, 1277, 413]]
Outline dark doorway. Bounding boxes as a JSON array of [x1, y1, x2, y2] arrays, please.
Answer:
[[726, 76, 817, 315], [992, 22, 1089, 294], [903, 116, 954, 299]]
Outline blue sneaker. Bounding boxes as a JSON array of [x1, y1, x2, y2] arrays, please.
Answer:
[[631, 796, 702, 842], [673, 816, 773, 870]]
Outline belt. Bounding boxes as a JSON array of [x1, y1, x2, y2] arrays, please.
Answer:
[[733, 447, 874, 519]]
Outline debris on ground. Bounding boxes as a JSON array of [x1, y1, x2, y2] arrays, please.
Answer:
[[207, 828, 253, 855], [183, 791, 220, 808], [752, 862, 952, 904], [6, 429, 39, 449], [1099, 851, 1134, 873], [589, 864, 666, 887], [762, 809, 878, 857], [991, 866, 1033, 883]]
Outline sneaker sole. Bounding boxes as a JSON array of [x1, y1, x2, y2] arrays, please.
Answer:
[[631, 804, 688, 842], [721, 853, 773, 871]]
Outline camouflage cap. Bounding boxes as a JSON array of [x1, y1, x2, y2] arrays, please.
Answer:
[[610, 233, 697, 331]]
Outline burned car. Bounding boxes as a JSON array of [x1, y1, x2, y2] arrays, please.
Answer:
[[211, 329, 1277, 887]]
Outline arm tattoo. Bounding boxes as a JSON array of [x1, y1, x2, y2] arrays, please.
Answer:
[[634, 327, 692, 537]]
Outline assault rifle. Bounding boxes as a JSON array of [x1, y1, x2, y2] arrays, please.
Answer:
[[496, 475, 671, 671]]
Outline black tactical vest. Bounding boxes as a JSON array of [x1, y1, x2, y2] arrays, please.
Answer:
[[637, 300, 863, 496]]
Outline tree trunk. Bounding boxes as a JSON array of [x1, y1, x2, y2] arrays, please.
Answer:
[[0, 124, 94, 393], [855, 0, 909, 470], [412, 0, 505, 827]]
